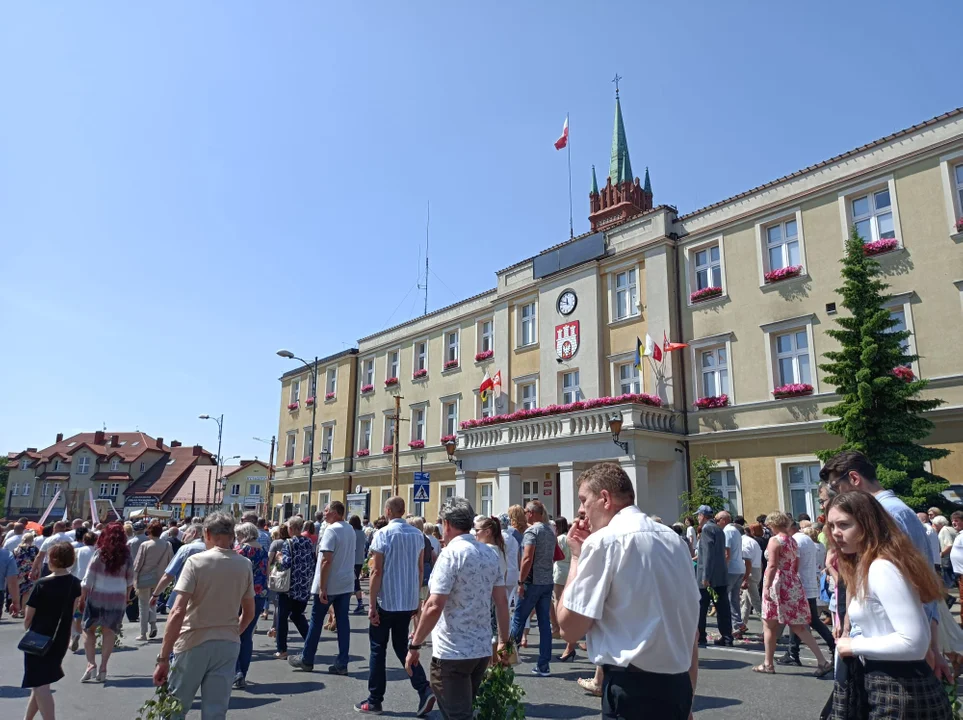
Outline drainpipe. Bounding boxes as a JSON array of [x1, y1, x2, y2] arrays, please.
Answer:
[[670, 232, 693, 495]]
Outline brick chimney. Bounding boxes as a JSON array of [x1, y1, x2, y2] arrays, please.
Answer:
[[156, 437, 164, 449], [56, 433, 64, 443], [27, 448, 37, 453], [192, 445, 203, 457], [94, 430, 106, 445], [111, 434, 120, 447], [171, 440, 182, 448]]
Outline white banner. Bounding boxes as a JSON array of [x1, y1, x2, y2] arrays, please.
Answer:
[[106, 498, 123, 521], [38, 491, 61, 525], [88, 489, 100, 525]]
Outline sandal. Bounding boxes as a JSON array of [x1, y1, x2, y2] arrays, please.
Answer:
[[577, 677, 602, 697], [814, 662, 833, 678], [752, 664, 775, 674]]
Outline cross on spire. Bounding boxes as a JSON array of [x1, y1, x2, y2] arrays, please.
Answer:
[[612, 73, 622, 97]]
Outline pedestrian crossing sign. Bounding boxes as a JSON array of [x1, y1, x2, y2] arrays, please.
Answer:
[[414, 485, 429, 502], [413, 471, 430, 503]]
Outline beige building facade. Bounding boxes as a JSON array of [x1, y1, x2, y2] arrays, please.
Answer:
[[274, 103, 963, 523]]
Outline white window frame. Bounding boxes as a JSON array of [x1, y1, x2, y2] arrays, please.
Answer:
[[285, 431, 297, 463], [10, 483, 19, 497], [290, 378, 301, 404], [613, 266, 640, 321], [99, 482, 109, 497], [684, 236, 727, 306], [560, 369, 581, 404], [775, 456, 822, 519], [440, 397, 460, 438], [231, 483, 241, 497], [250, 484, 261, 496], [477, 318, 494, 354], [139, 461, 146, 473], [317, 490, 330, 512], [21, 481, 29, 496], [444, 329, 459, 365], [476, 390, 494, 419], [410, 404, 427, 443], [939, 149, 963, 237], [380, 488, 391, 511], [387, 349, 400, 380], [53, 460, 61, 471], [688, 333, 735, 405], [883, 291, 920, 377], [517, 299, 537, 348], [615, 360, 640, 396], [413, 339, 429, 374], [41, 482, 49, 497], [478, 482, 494, 517], [19, 459, 29, 471], [77, 456, 90, 475], [321, 423, 335, 458], [522, 479, 540, 506], [325, 367, 337, 396], [516, 376, 538, 410], [761, 315, 818, 396], [110, 458, 120, 471], [754, 208, 808, 286], [306, 371, 316, 400], [837, 176, 903, 248], [303, 426, 314, 459], [439, 483, 456, 505], [383, 413, 395, 449], [361, 357, 375, 388], [358, 416, 373, 453], [710, 462, 742, 516]]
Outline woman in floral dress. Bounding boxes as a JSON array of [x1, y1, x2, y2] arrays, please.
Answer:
[[14, 533, 39, 615], [233, 522, 269, 689], [754, 511, 832, 676]]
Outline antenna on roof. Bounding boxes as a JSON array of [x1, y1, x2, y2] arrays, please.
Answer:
[[417, 201, 429, 316]]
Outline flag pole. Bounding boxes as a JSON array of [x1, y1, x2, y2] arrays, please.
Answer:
[[566, 112, 573, 239]]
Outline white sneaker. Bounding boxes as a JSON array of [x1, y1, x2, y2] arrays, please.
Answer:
[[80, 666, 96, 683], [135, 635, 148, 642]]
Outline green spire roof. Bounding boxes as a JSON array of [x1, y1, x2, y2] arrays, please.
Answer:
[[609, 95, 633, 185], [643, 166, 651, 195], [590, 165, 598, 195]]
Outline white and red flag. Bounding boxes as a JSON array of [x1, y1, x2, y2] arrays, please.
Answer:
[[554, 116, 569, 150]]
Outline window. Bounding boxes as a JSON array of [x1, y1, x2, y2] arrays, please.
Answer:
[[250, 484, 261, 496], [171, 505, 181, 520], [380, 488, 392, 511], [42, 482, 49, 497], [110, 482, 120, 497], [303, 426, 314, 459], [326, 367, 337, 395], [285, 433, 297, 463], [77, 457, 90, 474], [520, 302, 537, 347], [478, 320, 493, 354], [479, 483, 493, 517], [99, 483, 109, 497], [231, 484, 241, 496], [701, 347, 729, 398], [852, 189, 895, 243], [19, 459, 28, 470], [445, 330, 459, 364], [387, 350, 400, 379], [10, 483, 18, 496], [317, 491, 330, 511], [766, 218, 801, 271], [307, 372, 317, 399], [615, 268, 639, 320], [21, 482, 29, 496], [775, 330, 811, 386], [956, 164, 963, 216], [888, 308, 911, 358], [383, 416, 395, 448], [321, 425, 334, 456], [53, 460, 61, 471], [411, 406, 425, 442], [694, 245, 722, 291], [414, 341, 428, 373], [522, 480, 539, 506], [443, 401, 458, 437], [787, 463, 821, 519], [359, 418, 372, 452], [519, 382, 537, 410], [440, 485, 456, 504], [710, 468, 740, 515], [618, 363, 640, 395], [110, 458, 120, 471], [362, 358, 374, 387], [561, 370, 580, 404], [139, 461, 146, 473], [479, 393, 494, 418], [298, 493, 308, 514], [290, 378, 301, 404]]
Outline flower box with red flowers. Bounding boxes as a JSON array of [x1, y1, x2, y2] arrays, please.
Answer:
[[325, 392, 336, 401], [360, 384, 375, 394], [440, 434, 456, 444], [443, 360, 459, 371], [956, 218, 963, 233], [305, 397, 315, 406], [382, 444, 394, 454], [412, 369, 428, 380], [283, 460, 294, 467], [892, 365, 915, 382], [356, 449, 370, 458], [384, 377, 399, 387], [772, 383, 814, 399], [862, 238, 898, 256], [474, 350, 494, 363], [408, 440, 425, 449], [460, 392, 662, 430], [301, 457, 311, 465], [690, 286, 723, 304], [694, 394, 729, 409], [764, 265, 803, 284], [287, 401, 299, 411]]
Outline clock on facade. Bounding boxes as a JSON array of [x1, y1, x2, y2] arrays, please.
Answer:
[[557, 290, 577, 316]]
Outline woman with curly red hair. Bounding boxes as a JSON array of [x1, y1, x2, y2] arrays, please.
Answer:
[[79, 522, 133, 683]]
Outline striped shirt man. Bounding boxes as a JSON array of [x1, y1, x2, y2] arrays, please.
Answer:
[[370, 518, 424, 612]]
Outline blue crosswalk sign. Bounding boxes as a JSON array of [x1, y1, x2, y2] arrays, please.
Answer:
[[413, 472, 430, 502]]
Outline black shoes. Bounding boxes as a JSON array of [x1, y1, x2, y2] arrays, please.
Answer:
[[777, 654, 802, 666], [712, 637, 733, 647]]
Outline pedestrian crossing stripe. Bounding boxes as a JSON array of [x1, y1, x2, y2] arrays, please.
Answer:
[[414, 485, 429, 501]]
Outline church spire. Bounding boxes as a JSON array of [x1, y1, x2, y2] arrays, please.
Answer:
[[643, 166, 651, 196], [590, 165, 599, 195], [609, 83, 633, 186]]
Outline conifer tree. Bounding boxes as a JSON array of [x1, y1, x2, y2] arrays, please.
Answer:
[[817, 227, 947, 508], [680, 455, 727, 521]]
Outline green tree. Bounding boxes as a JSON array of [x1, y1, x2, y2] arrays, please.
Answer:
[[679, 455, 726, 522], [817, 227, 948, 509]]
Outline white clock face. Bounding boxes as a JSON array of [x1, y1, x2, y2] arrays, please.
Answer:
[[557, 290, 577, 315]]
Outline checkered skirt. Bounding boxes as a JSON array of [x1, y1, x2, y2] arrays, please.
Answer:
[[826, 659, 952, 719]]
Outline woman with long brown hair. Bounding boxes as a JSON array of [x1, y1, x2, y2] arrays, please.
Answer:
[[827, 491, 952, 718]]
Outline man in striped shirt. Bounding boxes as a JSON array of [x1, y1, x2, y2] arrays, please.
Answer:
[[355, 497, 434, 716]]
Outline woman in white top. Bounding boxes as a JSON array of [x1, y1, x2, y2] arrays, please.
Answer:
[[827, 491, 951, 719], [683, 516, 697, 554], [473, 515, 509, 662]]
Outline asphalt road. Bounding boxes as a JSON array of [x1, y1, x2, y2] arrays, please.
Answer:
[[0, 604, 836, 719]]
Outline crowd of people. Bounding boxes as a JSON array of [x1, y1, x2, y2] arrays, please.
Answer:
[[3, 451, 963, 719]]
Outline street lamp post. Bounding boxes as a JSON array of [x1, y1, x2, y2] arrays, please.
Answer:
[[199, 413, 224, 508], [278, 350, 320, 517]]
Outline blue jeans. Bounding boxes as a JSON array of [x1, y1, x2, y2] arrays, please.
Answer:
[[301, 592, 351, 668], [367, 606, 430, 704], [236, 596, 266, 677], [510, 583, 553, 671]]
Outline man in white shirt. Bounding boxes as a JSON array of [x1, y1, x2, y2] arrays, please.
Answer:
[[30, 520, 74, 579], [405, 497, 509, 720], [2, 523, 25, 552], [716, 511, 745, 636], [288, 501, 355, 674], [740, 528, 763, 621], [917, 512, 942, 573], [778, 522, 836, 666], [557, 462, 699, 720]]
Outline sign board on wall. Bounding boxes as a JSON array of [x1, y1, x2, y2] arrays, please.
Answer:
[[124, 496, 158, 508], [347, 492, 370, 522]]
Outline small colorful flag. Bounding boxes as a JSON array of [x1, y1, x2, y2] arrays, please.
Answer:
[[644, 333, 663, 363], [635, 337, 644, 372], [479, 371, 494, 402], [492, 370, 502, 399], [554, 116, 569, 150], [663, 330, 688, 353]]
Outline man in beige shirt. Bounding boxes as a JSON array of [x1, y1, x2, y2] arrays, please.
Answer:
[[154, 512, 255, 720]]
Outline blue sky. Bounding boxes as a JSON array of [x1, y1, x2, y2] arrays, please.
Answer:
[[1, 1, 960, 461]]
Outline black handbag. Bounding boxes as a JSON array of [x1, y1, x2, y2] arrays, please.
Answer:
[[18, 580, 73, 657]]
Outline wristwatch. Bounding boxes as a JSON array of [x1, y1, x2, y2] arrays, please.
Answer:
[[156, 653, 169, 664], [408, 641, 423, 651]]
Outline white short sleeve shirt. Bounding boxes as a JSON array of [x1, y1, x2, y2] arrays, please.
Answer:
[[563, 506, 699, 675]]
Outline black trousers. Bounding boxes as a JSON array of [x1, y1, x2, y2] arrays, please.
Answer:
[[698, 585, 732, 641], [601, 665, 693, 720], [789, 597, 835, 658]]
